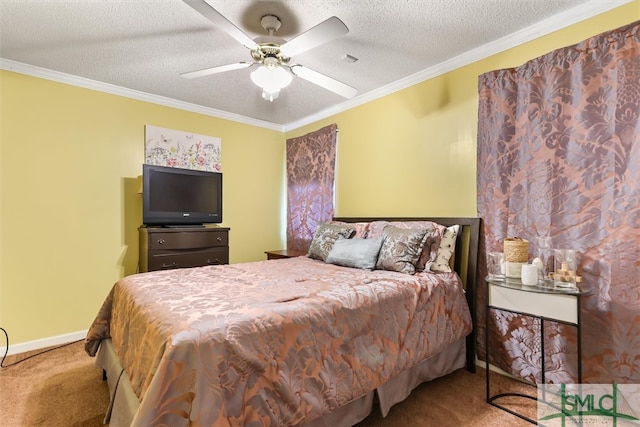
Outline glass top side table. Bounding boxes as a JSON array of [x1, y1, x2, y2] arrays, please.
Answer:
[[485, 276, 590, 424]]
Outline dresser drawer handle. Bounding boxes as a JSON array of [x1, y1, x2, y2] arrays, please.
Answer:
[[216, 237, 222, 242], [206, 258, 221, 265], [157, 239, 165, 245], [161, 262, 177, 268]]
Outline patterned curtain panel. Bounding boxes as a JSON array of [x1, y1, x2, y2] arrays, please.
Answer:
[[286, 124, 338, 252], [477, 21, 640, 384]]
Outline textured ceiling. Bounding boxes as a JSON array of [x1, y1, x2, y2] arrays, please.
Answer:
[[0, 0, 630, 129]]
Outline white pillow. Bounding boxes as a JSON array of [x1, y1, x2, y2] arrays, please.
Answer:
[[430, 225, 460, 273]]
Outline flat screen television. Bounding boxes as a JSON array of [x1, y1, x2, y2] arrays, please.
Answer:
[[142, 164, 223, 226]]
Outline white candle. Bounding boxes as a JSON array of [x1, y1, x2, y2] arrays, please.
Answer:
[[521, 264, 539, 286]]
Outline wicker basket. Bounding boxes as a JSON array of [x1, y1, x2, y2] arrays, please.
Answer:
[[503, 237, 529, 263]]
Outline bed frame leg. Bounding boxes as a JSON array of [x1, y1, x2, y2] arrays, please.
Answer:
[[466, 333, 476, 373]]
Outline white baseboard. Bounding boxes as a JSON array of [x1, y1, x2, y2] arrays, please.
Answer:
[[476, 358, 529, 382], [0, 330, 87, 356]]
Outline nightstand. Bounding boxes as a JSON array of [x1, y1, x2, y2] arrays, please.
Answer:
[[265, 249, 307, 260], [485, 277, 590, 424]]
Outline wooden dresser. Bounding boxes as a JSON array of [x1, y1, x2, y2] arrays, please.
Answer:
[[139, 226, 230, 272]]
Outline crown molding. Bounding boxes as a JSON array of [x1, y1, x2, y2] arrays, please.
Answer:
[[283, 0, 633, 132], [0, 58, 285, 132], [1, 0, 632, 134]]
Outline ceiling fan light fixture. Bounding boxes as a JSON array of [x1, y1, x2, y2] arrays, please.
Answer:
[[182, 3, 356, 101], [250, 64, 293, 102], [261, 89, 281, 102]]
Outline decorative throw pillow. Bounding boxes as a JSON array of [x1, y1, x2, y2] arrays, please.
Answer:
[[307, 222, 356, 261], [330, 221, 370, 238], [414, 223, 446, 271], [366, 221, 445, 271], [366, 221, 391, 239], [375, 226, 429, 275], [325, 238, 383, 270], [430, 225, 460, 273]]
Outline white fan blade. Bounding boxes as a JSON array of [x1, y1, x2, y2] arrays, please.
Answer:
[[180, 62, 253, 79], [183, 0, 259, 51], [290, 65, 357, 99], [280, 16, 348, 58]]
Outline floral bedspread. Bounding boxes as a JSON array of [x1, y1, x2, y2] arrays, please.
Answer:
[[85, 256, 471, 426]]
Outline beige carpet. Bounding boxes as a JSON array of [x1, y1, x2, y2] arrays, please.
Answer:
[[0, 341, 536, 426], [0, 341, 108, 427]]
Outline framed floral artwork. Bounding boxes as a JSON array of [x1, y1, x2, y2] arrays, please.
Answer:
[[144, 125, 221, 172]]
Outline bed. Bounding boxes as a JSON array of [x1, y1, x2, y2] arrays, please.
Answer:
[[85, 217, 480, 426]]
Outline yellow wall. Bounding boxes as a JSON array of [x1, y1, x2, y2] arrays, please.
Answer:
[[0, 72, 284, 344], [287, 1, 639, 218], [1, 1, 638, 347]]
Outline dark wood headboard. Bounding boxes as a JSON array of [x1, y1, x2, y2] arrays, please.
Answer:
[[333, 217, 481, 373]]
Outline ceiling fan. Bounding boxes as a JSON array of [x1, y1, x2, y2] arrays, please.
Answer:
[[181, 0, 358, 101]]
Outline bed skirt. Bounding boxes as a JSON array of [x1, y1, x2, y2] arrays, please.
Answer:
[[96, 336, 466, 427]]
